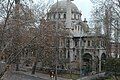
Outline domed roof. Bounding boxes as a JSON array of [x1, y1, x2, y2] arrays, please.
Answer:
[[49, 0, 79, 13]]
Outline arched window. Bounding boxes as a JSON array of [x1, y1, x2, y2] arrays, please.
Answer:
[[63, 13, 66, 19], [78, 26, 79, 31], [47, 14, 49, 19], [75, 25, 77, 30], [74, 14, 76, 19], [68, 51, 70, 58], [88, 40, 91, 46], [78, 15, 79, 19], [53, 14, 56, 19], [58, 13, 61, 19]]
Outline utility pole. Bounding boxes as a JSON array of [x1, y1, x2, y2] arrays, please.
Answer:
[[79, 37, 82, 77], [55, 0, 59, 80], [14, 0, 20, 71]]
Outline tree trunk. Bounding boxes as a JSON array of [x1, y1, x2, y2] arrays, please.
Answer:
[[15, 56, 20, 71], [31, 61, 37, 74], [16, 63, 19, 71], [114, 69, 118, 80]]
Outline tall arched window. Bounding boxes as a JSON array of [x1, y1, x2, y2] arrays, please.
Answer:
[[88, 40, 91, 46], [78, 15, 79, 19], [47, 14, 49, 19], [63, 13, 66, 19], [53, 14, 56, 19], [74, 14, 76, 19], [58, 13, 61, 19], [78, 26, 80, 31], [75, 25, 77, 30]]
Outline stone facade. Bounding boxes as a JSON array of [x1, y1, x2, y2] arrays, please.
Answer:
[[47, 0, 107, 73]]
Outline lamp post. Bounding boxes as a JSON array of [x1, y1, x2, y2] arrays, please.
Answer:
[[55, 0, 59, 80], [79, 36, 83, 77], [66, 0, 73, 79]]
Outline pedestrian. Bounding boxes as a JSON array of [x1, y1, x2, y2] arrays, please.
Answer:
[[50, 70, 54, 78]]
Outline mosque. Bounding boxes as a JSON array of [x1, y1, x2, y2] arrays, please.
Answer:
[[0, 0, 119, 76], [46, 0, 107, 74]]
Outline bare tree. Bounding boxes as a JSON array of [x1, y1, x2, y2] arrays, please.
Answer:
[[91, 0, 120, 56], [30, 17, 68, 74], [0, 0, 69, 78], [0, 0, 35, 78], [91, 0, 120, 79]]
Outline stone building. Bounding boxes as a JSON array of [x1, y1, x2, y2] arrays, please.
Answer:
[[47, 0, 108, 74]]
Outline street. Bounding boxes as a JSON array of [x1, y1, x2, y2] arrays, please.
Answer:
[[0, 61, 45, 80], [0, 62, 70, 80], [2, 72, 47, 80], [77, 72, 106, 80]]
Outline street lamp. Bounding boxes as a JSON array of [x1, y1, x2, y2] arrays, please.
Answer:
[[54, 0, 59, 80]]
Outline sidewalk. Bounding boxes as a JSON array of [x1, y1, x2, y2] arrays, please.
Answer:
[[18, 71, 71, 80], [1, 65, 72, 80], [77, 76, 92, 80], [77, 72, 105, 80], [2, 65, 105, 80]]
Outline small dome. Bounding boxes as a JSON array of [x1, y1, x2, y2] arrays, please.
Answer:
[[49, 0, 79, 13]]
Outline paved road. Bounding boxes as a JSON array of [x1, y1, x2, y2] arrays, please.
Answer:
[[77, 72, 105, 80], [3, 72, 47, 80], [21, 71, 71, 80]]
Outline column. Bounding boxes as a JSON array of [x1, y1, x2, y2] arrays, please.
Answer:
[[79, 38, 83, 75], [70, 37, 74, 62], [92, 54, 96, 71], [99, 52, 102, 72]]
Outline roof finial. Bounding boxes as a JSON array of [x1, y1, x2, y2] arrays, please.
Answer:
[[15, 0, 20, 4], [83, 18, 87, 23]]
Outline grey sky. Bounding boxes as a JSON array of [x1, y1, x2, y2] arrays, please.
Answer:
[[34, 0, 93, 21], [53, 0, 93, 21]]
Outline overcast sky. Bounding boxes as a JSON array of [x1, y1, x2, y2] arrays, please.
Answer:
[[34, 0, 93, 21], [53, 0, 93, 21]]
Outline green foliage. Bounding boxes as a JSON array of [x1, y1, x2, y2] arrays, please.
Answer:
[[105, 58, 120, 76], [59, 73, 80, 80]]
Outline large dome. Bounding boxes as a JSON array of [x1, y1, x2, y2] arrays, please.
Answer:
[[49, 0, 79, 13]]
